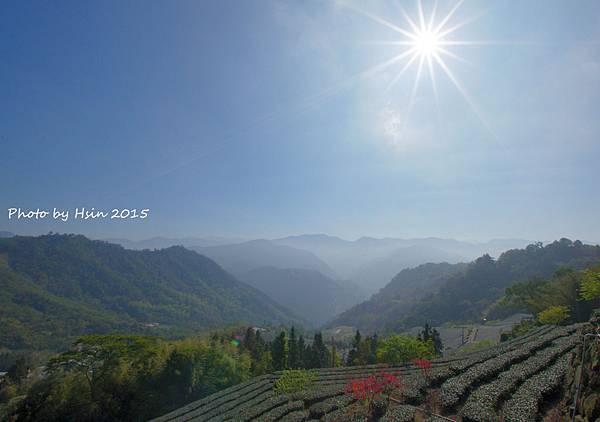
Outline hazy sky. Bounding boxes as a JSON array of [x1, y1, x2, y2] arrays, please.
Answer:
[[2, 0, 599, 242]]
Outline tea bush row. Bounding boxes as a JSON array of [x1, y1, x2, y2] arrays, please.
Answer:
[[257, 400, 305, 422], [501, 353, 571, 422], [309, 394, 354, 418], [208, 388, 274, 421], [231, 393, 291, 422], [289, 384, 347, 406], [379, 404, 417, 422], [153, 376, 273, 422], [459, 334, 578, 421], [440, 326, 574, 410]]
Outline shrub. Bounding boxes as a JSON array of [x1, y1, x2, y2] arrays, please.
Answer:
[[413, 358, 432, 378], [380, 404, 417, 422], [538, 306, 570, 325], [501, 353, 571, 421], [440, 326, 575, 410], [345, 371, 403, 415], [309, 395, 354, 418], [274, 369, 317, 395], [459, 334, 577, 421], [0, 384, 17, 403], [259, 400, 304, 421]]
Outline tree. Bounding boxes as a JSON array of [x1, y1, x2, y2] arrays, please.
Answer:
[[47, 334, 163, 394], [288, 327, 299, 369], [580, 269, 600, 301], [537, 305, 570, 325], [431, 328, 443, 355], [271, 331, 288, 371], [308, 332, 329, 369], [376, 335, 434, 364], [7, 356, 31, 384], [419, 323, 442, 355], [503, 268, 597, 323], [346, 330, 362, 366], [331, 342, 337, 367], [11, 334, 252, 422], [367, 334, 378, 364], [419, 323, 432, 343], [243, 327, 256, 353], [297, 335, 306, 368]]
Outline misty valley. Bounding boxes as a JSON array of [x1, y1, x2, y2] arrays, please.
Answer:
[[1, 233, 600, 421], [3, 0, 600, 421]]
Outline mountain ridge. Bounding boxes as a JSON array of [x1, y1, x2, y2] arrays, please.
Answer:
[[192, 239, 338, 279], [0, 234, 302, 351], [329, 238, 600, 332]]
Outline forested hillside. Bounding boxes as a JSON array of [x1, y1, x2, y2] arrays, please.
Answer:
[[241, 267, 363, 326], [0, 234, 301, 351], [328, 263, 466, 331], [331, 239, 600, 332]]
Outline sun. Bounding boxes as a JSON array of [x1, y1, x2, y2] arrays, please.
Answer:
[[414, 29, 441, 57], [343, 0, 491, 139]]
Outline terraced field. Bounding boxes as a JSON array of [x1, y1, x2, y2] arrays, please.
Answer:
[[150, 324, 582, 422]]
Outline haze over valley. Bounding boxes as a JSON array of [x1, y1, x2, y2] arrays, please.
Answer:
[[2, 0, 600, 420]]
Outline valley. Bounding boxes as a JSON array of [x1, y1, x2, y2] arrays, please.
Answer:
[[1, 233, 599, 421]]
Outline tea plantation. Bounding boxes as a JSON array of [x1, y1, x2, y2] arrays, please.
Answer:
[[150, 324, 583, 422]]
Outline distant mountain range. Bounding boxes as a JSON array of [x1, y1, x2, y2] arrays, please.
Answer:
[[349, 245, 466, 290], [191, 239, 338, 279], [0, 234, 301, 351], [100, 233, 535, 293], [103, 236, 247, 249], [240, 267, 363, 326], [273, 234, 533, 292]]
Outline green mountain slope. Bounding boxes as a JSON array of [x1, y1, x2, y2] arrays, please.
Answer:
[[0, 234, 301, 350], [328, 262, 466, 331], [330, 239, 600, 332]]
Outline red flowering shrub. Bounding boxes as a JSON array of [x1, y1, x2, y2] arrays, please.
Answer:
[[413, 358, 432, 378], [344, 371, 403, 414]]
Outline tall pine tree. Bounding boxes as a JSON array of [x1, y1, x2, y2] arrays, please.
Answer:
[[271, 331, 288, 371], [297, 335, 306, 369], [431, 328, 443, 355], [309, 332, 330, 368], [288, 326, 299, 369], [346, 330, 362, 366]]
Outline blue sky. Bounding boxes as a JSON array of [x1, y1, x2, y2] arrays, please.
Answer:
[[1, 0, 599, 242]]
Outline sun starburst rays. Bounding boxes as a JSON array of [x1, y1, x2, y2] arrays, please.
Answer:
[[347, 0, 491, 142]]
